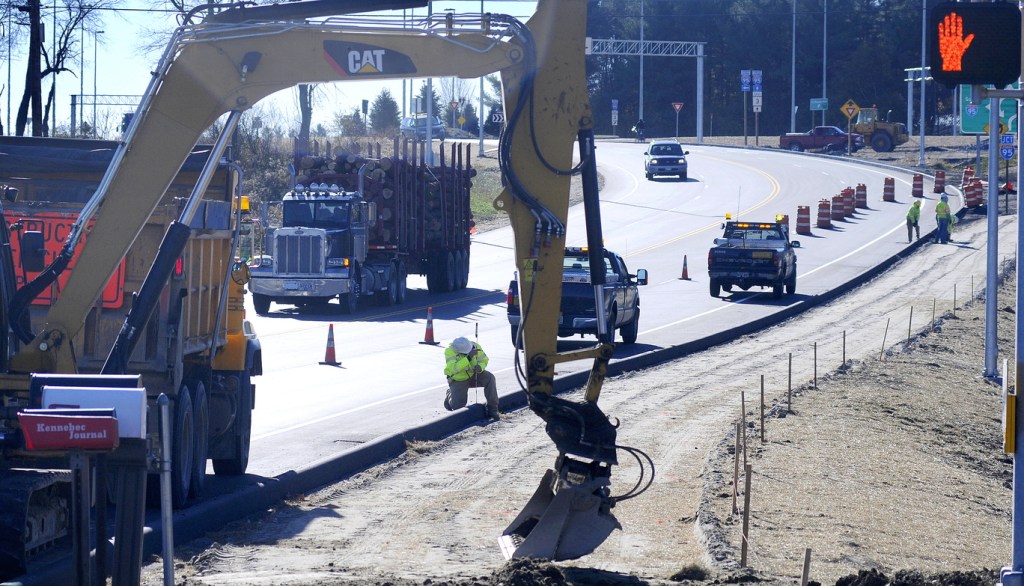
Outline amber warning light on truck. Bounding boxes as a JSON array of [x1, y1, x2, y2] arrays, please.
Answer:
[[929, 2, 1021, 88]]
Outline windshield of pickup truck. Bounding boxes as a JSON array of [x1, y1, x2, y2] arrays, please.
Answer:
[[723, 226, 784, 241], [564, 254, 614, 275]]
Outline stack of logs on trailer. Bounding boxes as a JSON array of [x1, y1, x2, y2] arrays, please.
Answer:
[[288, 137, 475, 294]]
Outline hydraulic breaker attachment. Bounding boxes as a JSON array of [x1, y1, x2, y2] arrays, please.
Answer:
[[498, 393, 620, 560]]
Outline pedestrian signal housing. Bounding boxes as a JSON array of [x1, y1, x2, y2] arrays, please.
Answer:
[[929, 2, 1021, 88]]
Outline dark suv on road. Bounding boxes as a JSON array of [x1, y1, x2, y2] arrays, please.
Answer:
[[400, 115, 446, 141]]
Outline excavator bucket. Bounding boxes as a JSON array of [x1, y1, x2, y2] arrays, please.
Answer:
[[498, 459, 620, 561]]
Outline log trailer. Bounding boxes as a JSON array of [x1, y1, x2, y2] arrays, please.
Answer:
[[2, 0, 652, 579], [248, 140, 474, 314]]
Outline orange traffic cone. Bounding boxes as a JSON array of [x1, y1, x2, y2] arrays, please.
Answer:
[[680, 255, 691, 280], [319, 324, 341, 366], [420, 307, 440, 345]]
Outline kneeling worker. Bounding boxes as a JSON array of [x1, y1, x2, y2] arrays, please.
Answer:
[[444, 337, 499, 420]]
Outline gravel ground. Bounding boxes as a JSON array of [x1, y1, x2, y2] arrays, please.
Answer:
[[139, 137, 1019, 586]]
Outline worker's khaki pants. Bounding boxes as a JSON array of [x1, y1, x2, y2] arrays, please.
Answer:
[[445, 371, 499, 417]]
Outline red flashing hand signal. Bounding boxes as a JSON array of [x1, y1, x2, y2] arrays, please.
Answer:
[[937, 11, 974, 73]]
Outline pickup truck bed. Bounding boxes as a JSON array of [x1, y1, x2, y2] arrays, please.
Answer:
[[708, 221, 800, 299], [507, 247, 647, 345]]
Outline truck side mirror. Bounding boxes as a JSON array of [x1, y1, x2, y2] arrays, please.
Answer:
[[21, 230, 46, 272], [635, 268, 648, 285], [791, 240, 801, 248], [3, 185, 18, 202]]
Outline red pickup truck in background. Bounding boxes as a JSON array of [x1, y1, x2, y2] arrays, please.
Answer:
[[779, 126, 864, 153]]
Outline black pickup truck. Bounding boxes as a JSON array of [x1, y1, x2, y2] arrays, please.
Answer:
[[507, 247, 648, 344], [708, 221, 800, 299]]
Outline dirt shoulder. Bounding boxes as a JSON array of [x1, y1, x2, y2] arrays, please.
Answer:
[[142, 148, 1016, 586]]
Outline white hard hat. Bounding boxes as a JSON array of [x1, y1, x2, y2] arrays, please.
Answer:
[[452, 337, 473, 354]]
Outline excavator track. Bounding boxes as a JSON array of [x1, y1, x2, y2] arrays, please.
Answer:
[[0, 468, 72, 581]]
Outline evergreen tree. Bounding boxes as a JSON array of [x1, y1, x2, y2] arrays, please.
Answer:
[[415, 82, 444, 118], [369, 88, 401, 133]]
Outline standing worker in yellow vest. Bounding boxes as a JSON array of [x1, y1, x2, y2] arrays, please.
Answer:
[[906, 200, 921, 242], [443, 337, 500, 420], [935, 194, 952, 244]]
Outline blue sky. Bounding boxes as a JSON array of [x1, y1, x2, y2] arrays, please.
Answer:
[[5, 0, 539, 136]]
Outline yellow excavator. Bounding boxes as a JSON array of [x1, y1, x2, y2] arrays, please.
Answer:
[[1, 0, 652, 577]]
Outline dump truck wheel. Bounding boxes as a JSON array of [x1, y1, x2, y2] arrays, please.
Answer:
[[190, 381, 209, 500], [212, 371, 251, 476], [171, 387, 194, 509]]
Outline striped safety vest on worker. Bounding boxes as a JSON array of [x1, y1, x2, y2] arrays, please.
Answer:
[[444, 342, 489, 381]]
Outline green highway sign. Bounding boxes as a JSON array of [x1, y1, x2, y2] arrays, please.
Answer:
[[810, 98, 828, 111], [960, 83, 1019, 134]]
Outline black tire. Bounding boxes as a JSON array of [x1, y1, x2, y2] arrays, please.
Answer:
[[171, 386, 194, 509], [189, 381, 209, 500], [511, 325, 523, 348], [340, 265, 359, 314], [426, 253, 443, 293], [396, 262, 408, 304], [459, 249, 470, 289], [785, 271, 797, 295], [620, 305, 640, 344], [377, 269, 398, 306], [788, 143, 803, 152], [871, 132, 893, 153], [443, 251, 457, 292], [722, 283, 733, 293], [452, 251, 465, 292], [253, 294, 270, 315], [212, 371, 252, 476], [680, 173, 687, 180], [772, 279, 784, 299], [645, 172, 653, 180], [710, 279, 721, 298], [598, 308, 616, 344]]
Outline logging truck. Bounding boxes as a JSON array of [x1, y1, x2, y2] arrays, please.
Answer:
[[248, 139, 474, 314]]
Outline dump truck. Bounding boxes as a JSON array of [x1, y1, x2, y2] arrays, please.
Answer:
[[248, 140, 474, 314], [0, 136, 262, 580], [852, 106, 910, 152]]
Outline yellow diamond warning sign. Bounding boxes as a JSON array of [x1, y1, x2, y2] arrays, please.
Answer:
[[841, 99, 860, 120]]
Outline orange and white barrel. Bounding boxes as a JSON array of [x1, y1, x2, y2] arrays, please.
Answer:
[[883, 177, 896, 202], [817, 199, 832, 228], [912, 174, 924, 198], [962, 165, 975, 188], [831, 195, 845, 220], [796, 206, 812, 235], [842, 187, 856, 217], [933, 170, 946, 193], [965, 178, 983, 207], [855, 183, 868, 208]]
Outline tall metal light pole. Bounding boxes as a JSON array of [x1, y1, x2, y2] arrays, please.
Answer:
[[93, 30, 103, 138], [478, 0, 485, 156], [790, 0, 796, 133], [918, 0, 926, 166], [51, 0, 56, 133], [638, 0, 644, 124], [822, 0, 827, 126], [80, 25, 84, 136]]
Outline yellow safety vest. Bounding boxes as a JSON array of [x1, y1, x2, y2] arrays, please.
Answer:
[[444, 343, 489, 381]]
